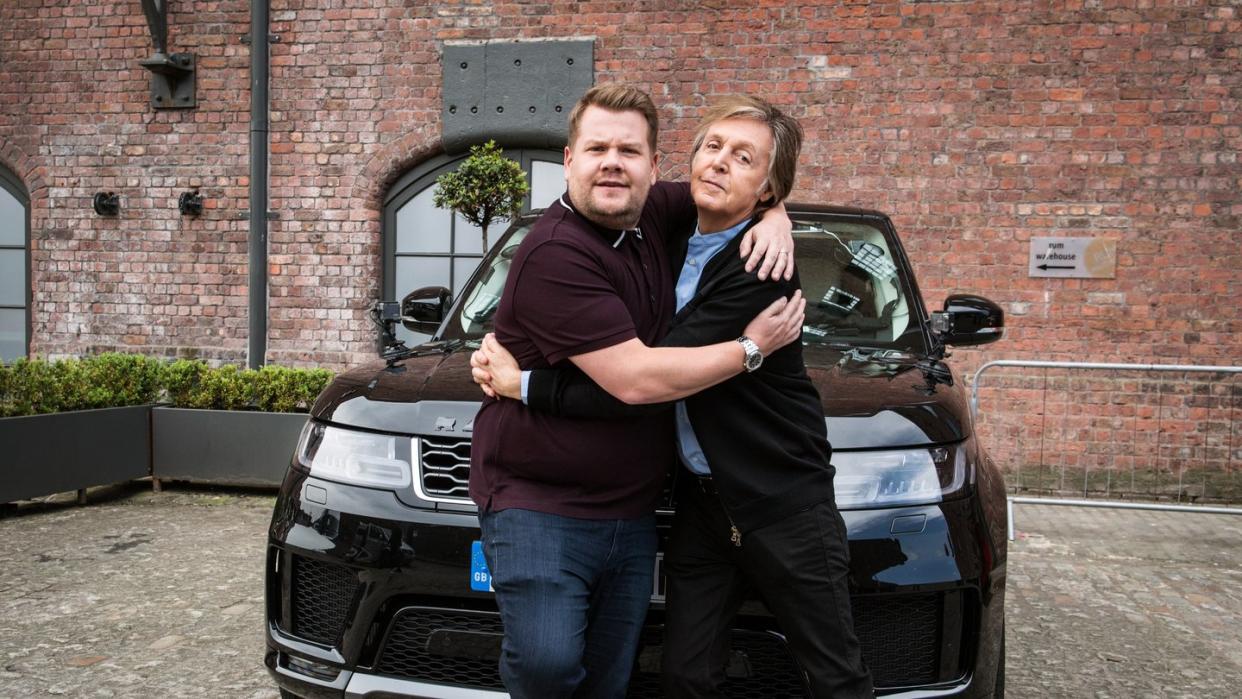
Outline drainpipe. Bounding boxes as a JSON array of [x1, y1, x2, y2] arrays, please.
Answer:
[[248, 0, 270, 369]]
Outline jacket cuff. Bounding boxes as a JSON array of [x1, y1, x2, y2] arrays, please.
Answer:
[[526, 369, 555, 411]]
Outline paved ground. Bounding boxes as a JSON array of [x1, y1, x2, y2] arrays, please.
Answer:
[[0, 484, 277, 698], [1006, 503, 1242, 698], [0, 485, 1239, 697]]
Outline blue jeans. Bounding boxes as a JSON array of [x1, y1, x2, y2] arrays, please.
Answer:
[[478, 507, 657, 699]]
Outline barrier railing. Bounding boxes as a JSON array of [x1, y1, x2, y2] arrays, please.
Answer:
[[971, 360, 1242, 420], [1005, 496, 1242, 541], [970, 360, 1242, 538]]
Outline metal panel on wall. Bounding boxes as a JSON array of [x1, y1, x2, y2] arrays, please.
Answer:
[[442, 39, 593, 154]]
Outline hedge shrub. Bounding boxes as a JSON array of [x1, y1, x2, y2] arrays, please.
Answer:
[[0, 354, 333, 417], [254, 365, 334, 413], [82, 353, 165, 409], [0, 358, 62, 416], [0, 354, 164, 416], [161, 359, 209, 409]]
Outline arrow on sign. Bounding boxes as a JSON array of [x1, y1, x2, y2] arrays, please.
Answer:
[[1037, 264, 1074, 270]]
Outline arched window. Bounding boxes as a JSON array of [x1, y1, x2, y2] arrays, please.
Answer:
[[383, 149, 564, 344], [0, 164, 29, 362]]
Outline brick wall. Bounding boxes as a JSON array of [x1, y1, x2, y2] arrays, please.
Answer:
[[2, 1, 1239, 492], [0, 1, 253, 362]]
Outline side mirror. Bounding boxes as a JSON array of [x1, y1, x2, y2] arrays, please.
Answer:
[[931, 294, 1004, 347], [401, 286, 453, 335]]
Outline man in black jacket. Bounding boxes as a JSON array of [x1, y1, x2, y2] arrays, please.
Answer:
[[473, 95, 872, 698]]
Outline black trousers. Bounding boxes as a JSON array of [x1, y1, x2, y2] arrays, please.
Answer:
[[660, 477, 873, 698]]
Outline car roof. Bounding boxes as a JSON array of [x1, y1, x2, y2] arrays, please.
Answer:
[[518, 202, 891, 223], [786, 202, 890, 220]]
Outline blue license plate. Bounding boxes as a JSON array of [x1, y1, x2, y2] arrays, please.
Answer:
[[471, 542, 665, 602], [470, 540, 493, 592]]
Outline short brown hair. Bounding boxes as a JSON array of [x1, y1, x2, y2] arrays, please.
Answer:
[[567, 84, 659, 153], [691, 95, 804, 207]]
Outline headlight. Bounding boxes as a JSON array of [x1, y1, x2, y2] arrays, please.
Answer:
[[832, 445, 966, 509], [295, 422, 412, 489]]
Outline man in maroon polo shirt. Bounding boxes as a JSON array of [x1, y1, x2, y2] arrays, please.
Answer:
[[468, 84, 804, 699]]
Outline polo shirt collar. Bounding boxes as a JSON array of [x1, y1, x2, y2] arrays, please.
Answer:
[[558, 193, 643, 249]]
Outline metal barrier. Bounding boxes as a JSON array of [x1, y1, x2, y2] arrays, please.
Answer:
[[971, 360, 1242, 419], [1006, 496, 1242, 541], [968, 360, 1242, 526]]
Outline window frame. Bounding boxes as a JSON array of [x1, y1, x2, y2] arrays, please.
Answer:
[[381, 149, 563, 303], [0, 163, 30, 361]]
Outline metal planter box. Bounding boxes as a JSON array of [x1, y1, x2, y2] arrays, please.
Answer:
[[152, 407, 306, 487], [0, 405, 153, 503]]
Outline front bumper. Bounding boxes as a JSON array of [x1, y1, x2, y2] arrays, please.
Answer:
[[267, 648, 977, 699], [269, 656, 975, 699], [265, 468, 1005, 698]]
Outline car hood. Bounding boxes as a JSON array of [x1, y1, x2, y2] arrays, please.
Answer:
[[312, 342, 969, 449], [802, 344, 969, 448], [311, 342, 484, 439]]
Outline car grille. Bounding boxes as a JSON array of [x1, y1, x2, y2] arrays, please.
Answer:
[[627, 627, 807, 698], [853, 593, 942, 686], [416, 435, 677, 512], [377, 608, 503, 687], [377, 608, 806, 697], [289, 555, 357, 646], [418, 436, 472, 501], [376, 594, 950, 694]]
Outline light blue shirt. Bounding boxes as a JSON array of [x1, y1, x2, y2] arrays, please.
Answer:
[[673, 219, 750, 475], [522, 218, 751, 477]]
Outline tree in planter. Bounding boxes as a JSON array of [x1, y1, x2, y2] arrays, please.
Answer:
[[432, 140, 530, 254]]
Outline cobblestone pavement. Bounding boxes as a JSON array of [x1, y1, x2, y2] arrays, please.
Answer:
[[1007, 503, 1242, 698], [0, 484, 278, 698], [0, 486, 1239, 697]]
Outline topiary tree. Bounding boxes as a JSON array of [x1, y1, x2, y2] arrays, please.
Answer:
[[433, 140, 530, 254]]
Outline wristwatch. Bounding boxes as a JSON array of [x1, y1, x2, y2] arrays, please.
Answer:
[[736, 336, 763, 373]]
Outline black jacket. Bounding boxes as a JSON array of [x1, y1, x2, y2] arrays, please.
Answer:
[[527, 218, 836, 533]]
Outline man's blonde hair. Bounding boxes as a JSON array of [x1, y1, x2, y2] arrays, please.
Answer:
[[567, 84, 659, 153], [691, 95, 804, 207]]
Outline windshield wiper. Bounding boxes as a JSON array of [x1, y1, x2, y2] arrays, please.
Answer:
[[825, 342, 923, 364]]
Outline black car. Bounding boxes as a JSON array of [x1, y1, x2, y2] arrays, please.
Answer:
[[264, 206, 1008, 698]]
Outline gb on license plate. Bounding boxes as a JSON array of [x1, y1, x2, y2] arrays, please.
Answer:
[[470, 541, 667, 602]]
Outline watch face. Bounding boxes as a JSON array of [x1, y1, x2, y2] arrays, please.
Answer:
[[745, 353, 763, 371]]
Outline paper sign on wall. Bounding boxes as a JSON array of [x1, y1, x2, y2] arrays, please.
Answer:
[[1028, 237, 1116, 278]]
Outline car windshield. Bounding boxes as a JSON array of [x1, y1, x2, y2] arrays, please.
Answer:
[[439, 215, 926, 354], [439, 221, 535, 342], [791, 217, 925, 353]]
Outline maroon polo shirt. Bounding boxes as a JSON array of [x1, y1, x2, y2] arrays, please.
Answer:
[[469, 181, 695, 519]]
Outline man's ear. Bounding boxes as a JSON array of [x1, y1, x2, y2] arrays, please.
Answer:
[[563, 145, 573, 175], [757, 180, 775, 206], [649, 151, 660, 186]]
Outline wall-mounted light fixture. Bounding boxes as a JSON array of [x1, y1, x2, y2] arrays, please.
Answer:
[[93, 192, 120, 216], [178, 191, 203, 216]]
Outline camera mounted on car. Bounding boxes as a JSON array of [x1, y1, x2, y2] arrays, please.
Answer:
[[371, 286, 455, 365]]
